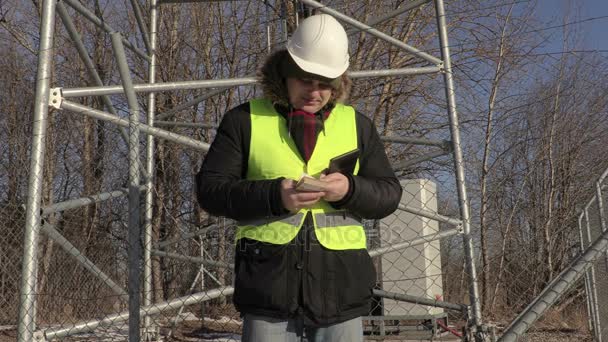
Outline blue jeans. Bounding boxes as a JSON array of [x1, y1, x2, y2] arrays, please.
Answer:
[[241, 314, 363, 342]]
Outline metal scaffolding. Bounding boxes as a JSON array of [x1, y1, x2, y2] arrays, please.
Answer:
[[18, 0, 495, 340]]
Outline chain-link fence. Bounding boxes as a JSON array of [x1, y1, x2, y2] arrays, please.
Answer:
[[579, 171, 608, 342], [491, 168, 608, 342], [5, 0, 607, 341]]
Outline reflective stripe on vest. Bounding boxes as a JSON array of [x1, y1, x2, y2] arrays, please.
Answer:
[[236, 98, 366, 250], [237, 212, 365, 249]]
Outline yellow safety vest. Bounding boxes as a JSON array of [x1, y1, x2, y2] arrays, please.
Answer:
[[235, 98, 367, 250]]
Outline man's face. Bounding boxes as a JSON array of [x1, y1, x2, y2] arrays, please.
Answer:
[[286, 77, 334, 113]]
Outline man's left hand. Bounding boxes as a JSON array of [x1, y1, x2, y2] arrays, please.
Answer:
[[319, 172, 349, 202]]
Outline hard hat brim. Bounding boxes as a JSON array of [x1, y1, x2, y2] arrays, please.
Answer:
[[287, 49, 348, 79]]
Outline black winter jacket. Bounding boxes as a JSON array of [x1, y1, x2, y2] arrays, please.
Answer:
[[196, 101, 402, 325]]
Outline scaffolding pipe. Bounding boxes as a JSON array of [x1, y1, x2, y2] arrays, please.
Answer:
[[129, 0, 151, 53], [60, 65, 437, 98], [111, 32, 142, 342], [42, 186, 146, 215], [151, 250, 234, 269], [155, 121, 218, 129], [56, 3, 131, 148], [392, 149, 451, 171], [62, 77, 258, 97], [17, 0, 56, 340], [63, 0, 150, 61], [346, 0, 432, 37], [599, 166, 608, 185], [274, 0, 432, 53], [349, 66, 441, 77], [41, 223, 128, 299], [60, 100, 210, 151], [398, 203, 462, 226], [41, 286, 234, 340], [498, 221, 608, 342], [299, 0, 442, 65], [373, 289, 466, 312], [143, 0, 158, 337], [368, 227, 462, 258], [434, 0, 483, 330]]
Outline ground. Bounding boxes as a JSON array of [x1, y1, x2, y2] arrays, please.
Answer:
[[0, 319, 594, 341]]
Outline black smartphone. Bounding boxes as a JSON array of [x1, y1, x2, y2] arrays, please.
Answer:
[[328, 148, 360, 174]]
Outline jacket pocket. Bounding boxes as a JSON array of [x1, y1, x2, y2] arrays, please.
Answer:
[[334, 249, 377, 313], [233, 238, 289, 312]]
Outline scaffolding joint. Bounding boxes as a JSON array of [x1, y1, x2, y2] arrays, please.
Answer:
[[440, 139, 453, 153], [438, 62, 446, 73], [33, 331, 46, 342], [456, 223, 464, 234], [49, 87, 63, 109]]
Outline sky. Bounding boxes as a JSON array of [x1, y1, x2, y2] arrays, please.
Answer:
[[536, 0, 608, 52]]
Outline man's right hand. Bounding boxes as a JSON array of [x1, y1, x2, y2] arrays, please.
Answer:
[[280, 179, 325, 213]]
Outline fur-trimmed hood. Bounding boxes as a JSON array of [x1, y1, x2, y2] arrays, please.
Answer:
[[258, 49, 351, 112]]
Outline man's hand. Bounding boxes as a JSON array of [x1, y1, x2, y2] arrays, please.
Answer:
[[319, 172, 349, 202], [281, 179, 325, 213]]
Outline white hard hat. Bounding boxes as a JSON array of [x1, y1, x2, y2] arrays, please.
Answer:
[[287, 14, 349, 79]]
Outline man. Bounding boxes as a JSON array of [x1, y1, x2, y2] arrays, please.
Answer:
[[196, 14, 401, 342]]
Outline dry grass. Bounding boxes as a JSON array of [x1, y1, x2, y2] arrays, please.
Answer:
[[518, 330, 593, 342]]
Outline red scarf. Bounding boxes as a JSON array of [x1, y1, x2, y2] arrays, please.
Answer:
[[286, 109, 330, 162]]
